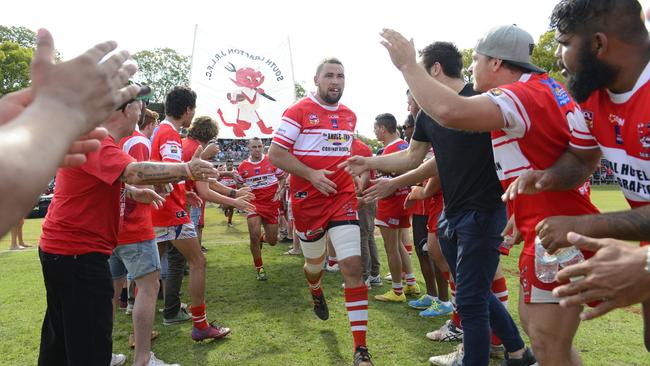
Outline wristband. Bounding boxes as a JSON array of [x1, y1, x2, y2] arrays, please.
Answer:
[[645, 247, 650, 274], [184, 163, 195, 180], [229, 189, 237, 198]]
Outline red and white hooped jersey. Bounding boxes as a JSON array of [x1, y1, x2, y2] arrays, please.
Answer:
[[272, 93, 357, 231], [377, 139, 411, 218], [236, 154, 285, 204], [217, 172, 238, 189], [571, 61, 650, 209], [486, 73, 599, 256], [150, 121, 190, 226]]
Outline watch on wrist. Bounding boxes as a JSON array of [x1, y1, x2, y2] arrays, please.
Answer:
[[229, 189, 237, 198]]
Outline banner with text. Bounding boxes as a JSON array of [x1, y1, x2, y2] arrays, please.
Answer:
[[190, 26, 296, 139]]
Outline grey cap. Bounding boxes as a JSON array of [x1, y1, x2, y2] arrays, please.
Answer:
[[475, 24, 544, 74]]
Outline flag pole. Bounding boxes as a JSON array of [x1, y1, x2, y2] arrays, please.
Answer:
[[287, 36, 297, 101], [189, 24, 198, 83]]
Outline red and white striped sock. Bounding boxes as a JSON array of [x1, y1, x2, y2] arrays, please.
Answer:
[[306, 269, 324, 297], [254, 257, 263, 271], [491, 276, 509, 308], [392, 281, 404, 296], [345, 285, 368, 349], [405, 272, 416, 286], [190, 303, 209, 330]]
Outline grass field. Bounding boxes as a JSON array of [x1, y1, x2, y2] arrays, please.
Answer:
[[0, 185, 647, 365]]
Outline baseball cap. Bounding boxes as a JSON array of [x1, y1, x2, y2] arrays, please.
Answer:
[[474, 24, 544, 74], [117, 81, 152, 110]]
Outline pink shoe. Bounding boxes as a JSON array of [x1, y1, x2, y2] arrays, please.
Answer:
[[191, 322, 231, 342]]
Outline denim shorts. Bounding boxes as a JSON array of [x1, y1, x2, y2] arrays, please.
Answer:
[[189, 206, 202, 229], [108, 239, 161, 280]]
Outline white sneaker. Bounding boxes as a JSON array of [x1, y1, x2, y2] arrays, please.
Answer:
[[384, 272, 392, 281], [125, 303, 134, 315], [110, 353, 127, 366], [325, 263, 340, 272], [148, 352, 180, 366], [426, 319, 463, 342], [367, 274, 383, 287], [429, 345, 464, 366]]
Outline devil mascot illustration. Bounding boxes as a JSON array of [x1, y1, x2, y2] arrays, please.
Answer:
[[217, 62, 275, 138]]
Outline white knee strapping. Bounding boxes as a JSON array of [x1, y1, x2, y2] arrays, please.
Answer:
[[328, 224, 361, 261], [300, 236, 326, 273]]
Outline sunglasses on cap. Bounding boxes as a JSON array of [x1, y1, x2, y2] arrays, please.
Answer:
[[117, 81, 152, 111]]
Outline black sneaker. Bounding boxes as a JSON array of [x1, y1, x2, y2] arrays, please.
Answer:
[[311, 292, 329, 320], [501, 347, 536, 366], [200, 246, 208, 253], [353, 346, 374, 366]]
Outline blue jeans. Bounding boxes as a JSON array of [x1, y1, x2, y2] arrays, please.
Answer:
[[438, 206, 524, 365]]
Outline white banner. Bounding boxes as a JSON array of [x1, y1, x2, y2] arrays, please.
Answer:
[[190, 26, 296, 139]]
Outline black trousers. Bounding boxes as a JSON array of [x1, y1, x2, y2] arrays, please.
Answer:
[[38, 249, 113, 366]]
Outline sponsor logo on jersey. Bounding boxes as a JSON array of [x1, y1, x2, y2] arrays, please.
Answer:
[[638, 122, 650, 157], [542, 78, 570, 106], [346, 117, 354, 129], [323, 132, 349, 146], [294, 191, 307, 199], [388, 218, 399, 225], [171, 146, 178, 154], [255, 168, 261, 175], [609, 114, 625, 145], [489, 88, 504, 96], [331, 118, 338, 128], [308, 113, 319, 125], [305, 228, 325, 238], [176, 210, 187, 219]]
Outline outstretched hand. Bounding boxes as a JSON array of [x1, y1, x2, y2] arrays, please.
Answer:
[[502, 170, 555, 202], [379, 28, 418, 72]]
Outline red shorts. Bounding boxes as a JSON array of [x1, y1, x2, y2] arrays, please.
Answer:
[[426, 198, 443, 234], [519, 250, 595, 304], [641, 241, 650, 247], [374, 213, 411, 229], [248, 200, 280, 225], [293, 193, 358, 241]]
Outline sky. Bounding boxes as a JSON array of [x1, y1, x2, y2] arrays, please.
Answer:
[[4, 0, 643, 138]]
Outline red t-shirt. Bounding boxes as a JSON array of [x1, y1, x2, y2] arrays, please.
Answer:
[[377, 139, 411, 218], [572, 60, 650, 210], [40, 136, 135, 255], [181, 137, 201, 193], [486, 73, 599, 256], [236, 155, 285, 208], [272, 93, 357, 231], [150, 121, 190, 226], [117, 131, 156, 245]]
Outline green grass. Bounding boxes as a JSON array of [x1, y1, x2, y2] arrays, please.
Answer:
[[0, 185, 647, 365]]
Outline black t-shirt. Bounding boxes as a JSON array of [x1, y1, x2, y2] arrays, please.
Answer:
[[412, 83, 504, 216]]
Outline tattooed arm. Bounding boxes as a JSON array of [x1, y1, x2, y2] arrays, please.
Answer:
[[120, 147, 218, 185]]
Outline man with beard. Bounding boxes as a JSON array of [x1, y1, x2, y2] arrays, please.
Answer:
[[502, 0, 650, 352], [380, 22, 597, 364], [269, 58, 373, 366]]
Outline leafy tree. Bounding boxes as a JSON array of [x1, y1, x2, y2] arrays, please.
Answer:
[[0, 41, 32, 95], [133, 48, 190, 103], [532, 30, 564, 82], [461, 48, 474, 83], [356, 134, 383, 154], [0, 26, 36, 49], [294, 82, 306, 99]]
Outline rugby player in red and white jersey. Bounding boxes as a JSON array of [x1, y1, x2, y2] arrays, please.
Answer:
[[235, 137, 286, 280], [150, 86, 253, 342], [379, 24, 594, 364], [268, 58, 373, 366], [502, 0, 650, 352], [38, 92, 218, 366], [218, 160, 239, 227], [371, 113, 420, 302]]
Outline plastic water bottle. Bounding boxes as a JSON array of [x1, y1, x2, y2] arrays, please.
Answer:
[[556, 246, 585, 269], [556, 246, 585, 282], [535, 237, 558, 283]]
